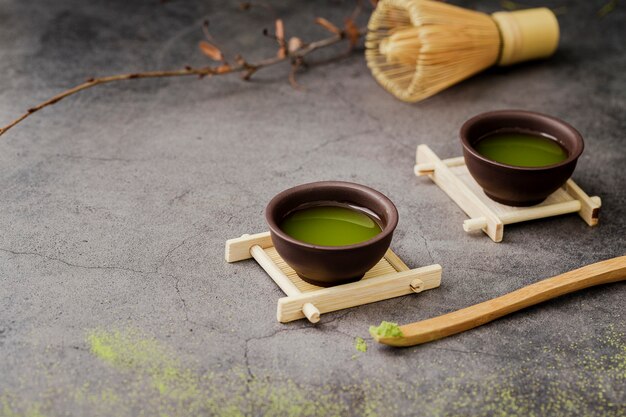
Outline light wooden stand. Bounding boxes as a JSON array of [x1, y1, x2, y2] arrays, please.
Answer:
[[225, 232, 442, 323], [414, 144, 601, 242]]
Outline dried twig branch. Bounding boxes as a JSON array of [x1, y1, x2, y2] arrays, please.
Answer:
[[288, 58, 304, 90], [0, 17, 365, 138]]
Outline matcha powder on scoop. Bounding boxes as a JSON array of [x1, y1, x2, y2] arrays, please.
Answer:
[[369, 321, 403, 338]]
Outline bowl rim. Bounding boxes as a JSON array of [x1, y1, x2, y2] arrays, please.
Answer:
[[266, 180, 398, 251], [460, 109, 585, 171]]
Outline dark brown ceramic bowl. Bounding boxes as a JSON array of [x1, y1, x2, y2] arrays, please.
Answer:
[[460, 110, 584, 206], [266, 181, 398, 287]]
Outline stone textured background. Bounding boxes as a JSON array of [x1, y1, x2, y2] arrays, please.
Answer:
[[0, 0, 624, 416]]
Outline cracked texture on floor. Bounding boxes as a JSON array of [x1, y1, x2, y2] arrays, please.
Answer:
[[0, 0, 625, 416]]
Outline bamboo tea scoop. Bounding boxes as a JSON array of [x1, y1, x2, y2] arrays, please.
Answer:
[[373, 256, 626, 347]]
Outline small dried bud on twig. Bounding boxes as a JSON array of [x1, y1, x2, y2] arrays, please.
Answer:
[[275, 19, 287, 58], [199, 41, 224, 61], [315, 17, 341, 35], [288, 37, 303, 53], [275, 19, 284, 41]]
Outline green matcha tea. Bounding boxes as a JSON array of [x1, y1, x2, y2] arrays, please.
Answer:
[[474, 130, 568, 167], [280, 202, 382, 246]]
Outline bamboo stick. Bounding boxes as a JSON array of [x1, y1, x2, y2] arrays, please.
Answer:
[[225, 232, 273, 263], [463, 200, 583, 231], [249, 244, 321, 323], [277, 265, 442, 323]]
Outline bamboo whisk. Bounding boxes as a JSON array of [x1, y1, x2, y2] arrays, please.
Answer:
[[366, 0, 559, 102]]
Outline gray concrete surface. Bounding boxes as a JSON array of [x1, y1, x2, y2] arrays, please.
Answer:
[[0, 0, 624, 416]]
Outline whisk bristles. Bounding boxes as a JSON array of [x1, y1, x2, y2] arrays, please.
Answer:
[[366, 0, 501, 102]]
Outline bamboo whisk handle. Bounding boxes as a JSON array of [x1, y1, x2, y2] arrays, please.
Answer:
[[491, 8, 559, 66]]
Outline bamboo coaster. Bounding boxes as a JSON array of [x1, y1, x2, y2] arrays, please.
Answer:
[[414, 144, 602, 242], [225, 232, 442, 323]]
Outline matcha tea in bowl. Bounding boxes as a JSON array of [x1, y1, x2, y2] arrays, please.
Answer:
[[266, 181, 398, 287], [461, 110, 584, 206]]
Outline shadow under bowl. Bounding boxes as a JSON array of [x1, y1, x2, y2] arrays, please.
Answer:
[[265, 181, 398, 287], [460, 110, 584, 206]]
